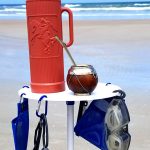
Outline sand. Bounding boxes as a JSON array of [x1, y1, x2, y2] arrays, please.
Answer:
[[0, 19, 150, 149]]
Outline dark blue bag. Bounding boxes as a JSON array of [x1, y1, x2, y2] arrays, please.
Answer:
[[74, 99, 110, 150], [12, 98, 29, 150], [74, 91, 131, 150]]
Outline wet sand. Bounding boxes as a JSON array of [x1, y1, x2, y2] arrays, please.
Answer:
[[0, 19, 150, 149]]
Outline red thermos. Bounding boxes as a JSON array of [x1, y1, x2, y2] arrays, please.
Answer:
[[26, 0, 74, 93]]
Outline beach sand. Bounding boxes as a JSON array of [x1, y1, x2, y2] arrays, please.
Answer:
[[0, 19, 150, 149]]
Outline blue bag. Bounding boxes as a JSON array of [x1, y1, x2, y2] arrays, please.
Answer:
[[74, 95, 131, 150], [12, 98, 29, 150], [74, 99, 109, 150]]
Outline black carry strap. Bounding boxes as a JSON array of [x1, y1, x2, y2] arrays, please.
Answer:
[[77, 101, 88, 122], [33, 118, 42, 150], [33, 114, 49, 150], [42, 115, 49, 149]]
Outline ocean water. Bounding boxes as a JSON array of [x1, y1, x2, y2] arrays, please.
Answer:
[[0, 2, 150, 20]]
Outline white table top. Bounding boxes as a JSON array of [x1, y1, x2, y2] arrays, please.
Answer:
[[18, 83, 121, 102]]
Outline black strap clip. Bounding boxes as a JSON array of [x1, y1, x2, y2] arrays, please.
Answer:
[[113, 89, 126, 99]]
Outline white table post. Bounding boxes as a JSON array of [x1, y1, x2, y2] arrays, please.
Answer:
[[66, 101, 75, 150]]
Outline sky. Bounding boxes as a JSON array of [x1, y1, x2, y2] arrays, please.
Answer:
[[0, 0, 150, 4]]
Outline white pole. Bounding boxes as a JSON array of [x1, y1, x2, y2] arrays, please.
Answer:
[[67, 102, 74, 150]]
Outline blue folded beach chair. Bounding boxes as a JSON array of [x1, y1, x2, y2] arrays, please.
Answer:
[[12, 98, 29, 150]]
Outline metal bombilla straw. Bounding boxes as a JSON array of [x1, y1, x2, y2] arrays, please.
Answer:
[[54, 36, 94, 94], [54, 36, 77, 66], [54, 36, 94, 95]]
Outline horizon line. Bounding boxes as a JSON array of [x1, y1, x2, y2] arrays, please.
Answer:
[[0, 1, 150, 5]]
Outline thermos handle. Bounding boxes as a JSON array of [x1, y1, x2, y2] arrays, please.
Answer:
[[61, 7, 74, 47]]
